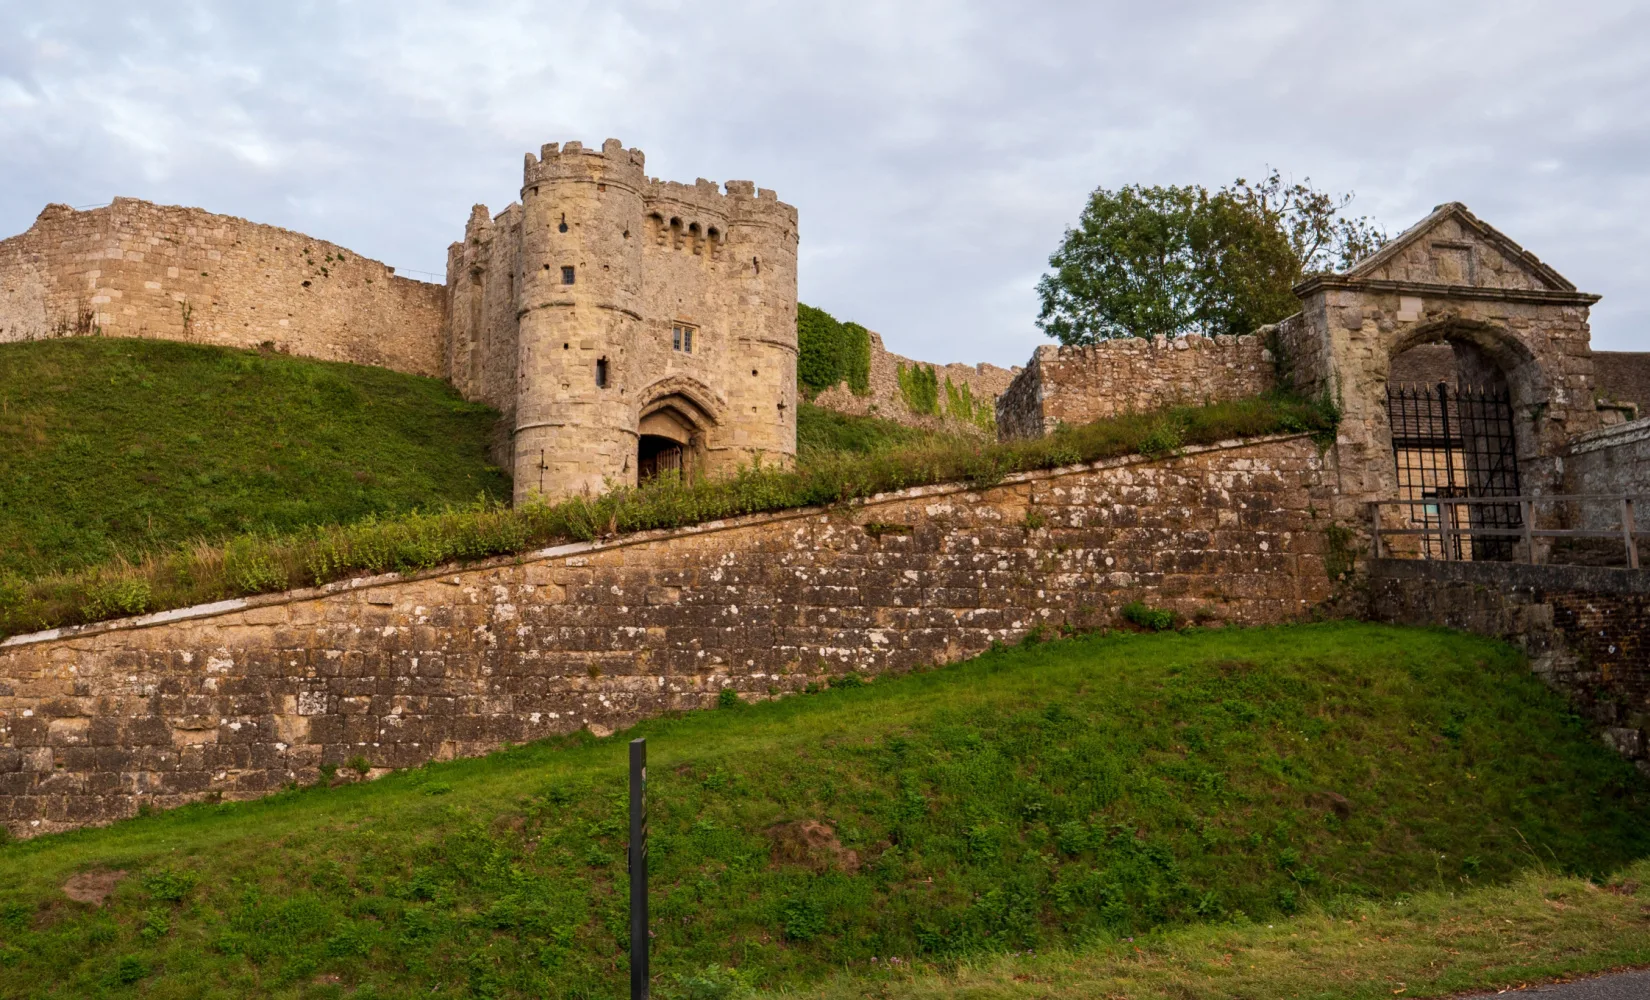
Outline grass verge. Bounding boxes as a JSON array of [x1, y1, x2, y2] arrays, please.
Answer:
[[0, 391, 1333, 639], [0, 624, 1644, 998], [789, 862, 1650, 1000]]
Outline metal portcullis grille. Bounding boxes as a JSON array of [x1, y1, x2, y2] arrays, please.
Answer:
[[1387, 381, 1522, 560]]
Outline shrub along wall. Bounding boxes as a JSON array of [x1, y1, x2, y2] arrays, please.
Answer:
[[0, 434, 1338, 837]]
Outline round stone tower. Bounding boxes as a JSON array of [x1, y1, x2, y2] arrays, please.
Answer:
[[720, 181, 800, 472], [514, 139, 648, 500]]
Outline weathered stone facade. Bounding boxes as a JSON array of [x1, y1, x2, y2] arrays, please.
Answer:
[[0, 435, 1335, 837], [0, 198, 447, 376], [811, 329, 1018, 432], [1, 140, 801, 503], [446, 140, 799, 501], [996, 333, 1276, 440], [1368, 559, 1650, 770], [1274, 203, 1603, 511]]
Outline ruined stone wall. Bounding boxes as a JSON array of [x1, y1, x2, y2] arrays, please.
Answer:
[[0, 434, 1336, 837], [811, 330, 1019, 432], [0, 199, 447, 376], [1368, 559, 1650, 772], [996, 334, 1275, 440]]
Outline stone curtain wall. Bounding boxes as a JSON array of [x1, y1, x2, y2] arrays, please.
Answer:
[[0, 435, 1335, 837], [811, 329, 1019, 431], [1367, 559, 1650, 771], [996, 334, 1275, 440], [1567, 417, 1650, 497], [0, 199, 447, 376], [1563, 417, 1650, 534]]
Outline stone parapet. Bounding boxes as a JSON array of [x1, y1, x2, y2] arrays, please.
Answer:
[[996, 333, 1275, 440]]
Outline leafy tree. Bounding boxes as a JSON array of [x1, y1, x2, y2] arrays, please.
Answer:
[[1036, 171, 1385, 345]]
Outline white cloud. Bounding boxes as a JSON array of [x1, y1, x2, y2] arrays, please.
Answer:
[[0, 0, 1645, 362]]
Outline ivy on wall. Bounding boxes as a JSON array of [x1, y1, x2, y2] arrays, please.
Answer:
[[945, 377, 997, 432], [797, 304, 872, 397], [897, 361, 940, 415]]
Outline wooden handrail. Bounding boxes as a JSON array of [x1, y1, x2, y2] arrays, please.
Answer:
[[1369, 494, 1650, 568]]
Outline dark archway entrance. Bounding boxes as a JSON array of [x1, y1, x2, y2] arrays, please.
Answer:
[[637, 434, 685, 483], [1387, 340, 1521, 559]]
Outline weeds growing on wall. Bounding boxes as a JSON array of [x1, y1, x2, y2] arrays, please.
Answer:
[[943, 377, 996, 431], [797, 304, 872, 397], [0, 393, 1336, 638], [796, 402, 927, 456]]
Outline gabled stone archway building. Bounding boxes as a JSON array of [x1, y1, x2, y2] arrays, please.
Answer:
[[1274, 203, 1604, 508]]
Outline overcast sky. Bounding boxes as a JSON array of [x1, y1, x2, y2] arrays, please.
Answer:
[[2, 1, 1646, 366]]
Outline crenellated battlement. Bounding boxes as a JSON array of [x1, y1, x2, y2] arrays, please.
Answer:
[[447, 139, 800, 502]]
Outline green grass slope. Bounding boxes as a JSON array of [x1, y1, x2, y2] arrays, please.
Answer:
[[0, 624, 1645, 999], [796, 401, 927, 457], [0, 337, 511, 580], [0, 392, 1331, 639]]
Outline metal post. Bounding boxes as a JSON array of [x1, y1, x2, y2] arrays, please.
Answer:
[[1623, 498, 1640, 571], [1437, 381, 1457, 493], [1370, 502, 1383, 560], [1521, 500, 1535, 565], [629, 738, 649, 1000], [1441, 500, 1458, 561]]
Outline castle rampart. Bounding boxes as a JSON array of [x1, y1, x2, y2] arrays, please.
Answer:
[[0, 434, 1332, 838], [811, 329, 1019, 430], [996, 333, 1276, 439], [0, 198, 446, 375]]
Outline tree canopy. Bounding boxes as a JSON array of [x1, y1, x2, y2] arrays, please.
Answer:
[[1036, 171, 1386, 345]]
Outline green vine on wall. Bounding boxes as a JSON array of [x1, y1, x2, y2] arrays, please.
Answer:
[[897, 362, 940, 415], [797, 304, 871, 398]]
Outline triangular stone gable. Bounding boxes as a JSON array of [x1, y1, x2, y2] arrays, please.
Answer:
[[1341, 202, 1574, 292]]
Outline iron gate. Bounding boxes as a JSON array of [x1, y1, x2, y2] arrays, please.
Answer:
[[1386, 381, 1522, 560]]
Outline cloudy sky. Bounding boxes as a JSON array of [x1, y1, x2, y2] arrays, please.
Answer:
[[1, 1, 1646, 366]]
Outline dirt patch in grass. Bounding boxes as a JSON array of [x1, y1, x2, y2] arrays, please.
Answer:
[[769, 820, 861, 873], [61, 869, 126, 905]]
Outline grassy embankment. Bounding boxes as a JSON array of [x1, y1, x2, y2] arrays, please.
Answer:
[[0, 337, 1334, 638], [0, 337, 510, 581], [0, 623, 1647, 998]]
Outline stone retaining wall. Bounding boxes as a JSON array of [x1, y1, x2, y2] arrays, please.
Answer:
[[996, 334, 1275, 440], [0, 435, 1336, 837]]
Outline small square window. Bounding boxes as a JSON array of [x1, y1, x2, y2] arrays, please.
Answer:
[[672, 323, 697, 353], [561, 266, 575, 285], [596, 357, 608, 388]]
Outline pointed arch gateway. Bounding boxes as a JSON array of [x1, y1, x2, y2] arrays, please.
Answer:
[[635, 375, 724, 483]]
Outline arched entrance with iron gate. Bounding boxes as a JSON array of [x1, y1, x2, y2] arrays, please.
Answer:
[[635, 376, 723, 485], [1385, 328, 1528, 559]]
